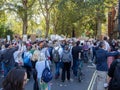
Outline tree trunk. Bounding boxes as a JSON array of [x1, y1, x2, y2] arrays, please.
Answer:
[[53, 24, 57, 34], [22, 0, 28, 35], [97, 19, 102, 40], [45, 19, 49, 38], [45, 10, 50, 38], [22, 19, 28, 35], [72, 26, 75, 37]]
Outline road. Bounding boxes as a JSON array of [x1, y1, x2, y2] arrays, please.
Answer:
[[25, 63, 95, 90]]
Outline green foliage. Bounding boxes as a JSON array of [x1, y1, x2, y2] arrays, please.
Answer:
[[52, 0, 118, 37], [0, 24, 14, 38], [0, 0, 118, 38]]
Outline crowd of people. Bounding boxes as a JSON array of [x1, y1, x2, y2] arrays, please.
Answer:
[[0, 36, 120, 90]]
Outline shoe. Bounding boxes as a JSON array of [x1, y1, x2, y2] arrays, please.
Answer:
[[67, 79, 73, 82]]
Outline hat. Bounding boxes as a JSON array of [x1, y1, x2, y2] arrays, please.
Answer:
[[5, 44, 10, 48], [26, 43, 31, 47]]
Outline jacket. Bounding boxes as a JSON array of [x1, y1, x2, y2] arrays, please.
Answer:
[[96, 48, 119, 71]]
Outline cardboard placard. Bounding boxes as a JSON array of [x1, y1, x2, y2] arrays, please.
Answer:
[[30, 34, 36, 42]]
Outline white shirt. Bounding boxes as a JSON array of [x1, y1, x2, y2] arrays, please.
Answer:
[[35, 60, 50, 79], [104, 40, 110, 51]]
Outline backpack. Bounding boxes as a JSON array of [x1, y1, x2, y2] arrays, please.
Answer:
[[23, 56, 32, 67], [110, 59, 120, 88], [23, 52, 32, 67], [61, 51, 71, 62], [2, 49, 12, 64], [52, 48, 60, 62], [41, 60, 53, 83]]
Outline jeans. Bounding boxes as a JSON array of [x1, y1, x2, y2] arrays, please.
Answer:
[[72, 60, 79, 76], [97, 71, 107, 90], [55, 62, 60, 77]]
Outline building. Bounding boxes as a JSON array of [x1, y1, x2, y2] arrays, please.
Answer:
[[108, 6, 119, 39]]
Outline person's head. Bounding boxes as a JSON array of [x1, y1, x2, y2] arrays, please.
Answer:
[[64, 45, 69, 51], [76, 41, 80, 46], [98, 41, 105, 49], [5, 44, 10, 49], [38, 41, 44, 48], [2, 67, 27, 90], [103, 36, 108, 41], [26, 44, 32, 51]]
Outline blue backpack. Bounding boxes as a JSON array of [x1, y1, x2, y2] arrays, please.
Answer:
[[23, 56, 32, 67], [41, 61, 53, 83], [23, 52, 32, 67]]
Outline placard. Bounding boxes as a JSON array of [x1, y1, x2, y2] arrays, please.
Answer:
[[30, 34, 36, 42], [23, 35, 27, 42], [7, 35, 10, 41]]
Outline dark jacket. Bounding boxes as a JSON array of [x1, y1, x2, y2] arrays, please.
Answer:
[[2, 46, 18, 66], [108, 59, 120, 90], [96, 48, 119, 71]]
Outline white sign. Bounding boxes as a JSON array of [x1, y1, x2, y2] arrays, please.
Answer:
[[7, 35, 10, 41], [23, 35, 27, 42]]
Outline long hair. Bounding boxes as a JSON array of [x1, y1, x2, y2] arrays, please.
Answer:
[[2, 67, 26, 90]]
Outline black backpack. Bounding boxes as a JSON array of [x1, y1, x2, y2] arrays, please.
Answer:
[[2, 49, 12, 64], [111, 59, 120, 88]]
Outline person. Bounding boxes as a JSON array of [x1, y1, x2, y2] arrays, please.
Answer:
[[38, 41, 50, 60], [2, 43, 19, 77], [82, 41, 89, 63], [103, 36, 110, 51], [35, 53, 50, 90], [31, 46, 40, 69], [107, 53, 120, 90], [23, 44, 32, 79], [61, 45, 73, 82], [95, 41, 119, 90], [72, 41, 82, 77], [2, 67, 27, 90], [52, 41, 63, 79]]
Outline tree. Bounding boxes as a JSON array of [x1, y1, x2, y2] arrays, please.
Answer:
[[38, 0, 56, 38], [57, 0, 118, 37], [3, 0, 36, 34]]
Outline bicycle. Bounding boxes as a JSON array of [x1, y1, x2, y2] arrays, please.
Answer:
[[77, 60, 83, 82]]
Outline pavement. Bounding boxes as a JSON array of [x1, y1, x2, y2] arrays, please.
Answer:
[[25, 63, 96, 90], [0, 63, 96, 90]]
